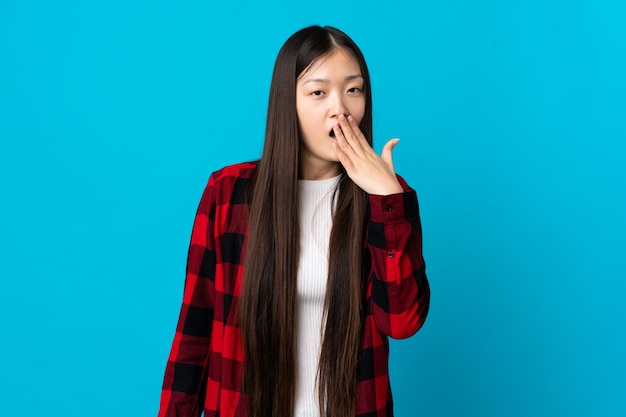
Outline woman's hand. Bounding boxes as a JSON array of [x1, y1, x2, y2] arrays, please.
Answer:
[[332, 114, 404, 195]]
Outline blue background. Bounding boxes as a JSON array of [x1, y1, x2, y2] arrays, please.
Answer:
[[1, 1, 624, 416]]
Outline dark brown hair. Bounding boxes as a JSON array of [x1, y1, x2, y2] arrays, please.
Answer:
[[240, 25, 373, 417]]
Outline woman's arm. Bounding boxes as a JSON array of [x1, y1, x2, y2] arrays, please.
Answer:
[[331, 113, 430, 337], [158, 178, 217, 417], [366, 175, 430, 339]]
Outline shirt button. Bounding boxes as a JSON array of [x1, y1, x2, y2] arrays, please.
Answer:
[[388, 251, 394, 258], [385, 205, 393, 212]]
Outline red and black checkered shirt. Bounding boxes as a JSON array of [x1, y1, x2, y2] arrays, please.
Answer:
[[158, 161, 430, 417]]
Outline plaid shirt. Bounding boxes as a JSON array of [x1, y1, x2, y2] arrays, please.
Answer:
[[158, 162, 430, 417]]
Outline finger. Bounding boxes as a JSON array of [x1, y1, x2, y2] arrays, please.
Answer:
[[381, 138, 400, 167], [332, 141, 355, 171], [338, 115, 366, 156], [333, 122, 359, 160], [346, 114, 366, 140]]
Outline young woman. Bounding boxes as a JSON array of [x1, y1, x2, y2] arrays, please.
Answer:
[[158, 26, 430, 417]]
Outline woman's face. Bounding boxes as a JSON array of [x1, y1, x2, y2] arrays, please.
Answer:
[[296, 48, 366, 180]]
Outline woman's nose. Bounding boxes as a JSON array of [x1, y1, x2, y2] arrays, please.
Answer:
[[329, 94, 348, 118]]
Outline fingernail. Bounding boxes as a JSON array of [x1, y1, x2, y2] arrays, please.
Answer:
[[339, 114, 346, 121], [347, 115, 353, 121]]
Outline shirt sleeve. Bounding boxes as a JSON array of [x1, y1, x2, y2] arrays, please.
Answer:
[[366, 175, 431, 339], [158, 176, 217, 417]]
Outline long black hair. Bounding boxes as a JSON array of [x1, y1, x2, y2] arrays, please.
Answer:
[[240, 25, 373, 417]]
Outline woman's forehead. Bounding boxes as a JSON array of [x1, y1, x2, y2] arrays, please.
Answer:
[[298, 48, 361, 81]]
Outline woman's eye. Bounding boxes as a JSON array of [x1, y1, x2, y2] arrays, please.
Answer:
[[348, 87, 362, 94], [311, 90, 324, 96]]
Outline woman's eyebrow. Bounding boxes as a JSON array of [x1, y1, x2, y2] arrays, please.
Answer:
[[302, 74, 363, 85]]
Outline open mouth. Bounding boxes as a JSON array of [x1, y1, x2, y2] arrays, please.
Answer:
[[329, 128, 336, 138]]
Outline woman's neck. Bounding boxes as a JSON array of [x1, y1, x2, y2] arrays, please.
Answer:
[[299, 161, 341, 180]]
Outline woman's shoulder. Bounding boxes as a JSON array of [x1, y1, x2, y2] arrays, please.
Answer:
[[201, 161, 258, 206]]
